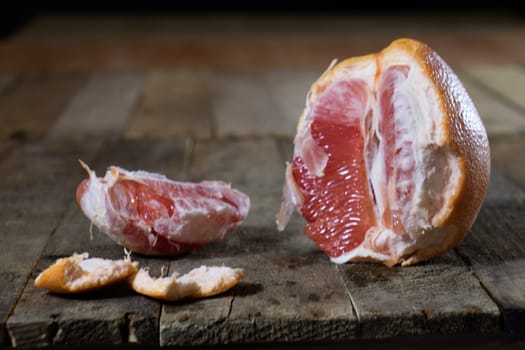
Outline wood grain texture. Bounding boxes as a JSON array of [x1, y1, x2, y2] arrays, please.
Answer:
[[0, 141, 99, 195], [212, 73, 289, 137], [124, 70, 213, 139], [161, 227, 357, 346], [489, 135, 525, 189], [0, 74, 14, 159], [0, 142, 100, 347], [264, 69, 320, 135], [484, 169, 525, 207], [339, 252, 500, 338], [0, 74, 85, 142], [228, 228, 358, 343], [0, 208, 60, 347], [85, 138, 190, 181], [463, 65, 525, 113], [159, 231, 242, 347], [456, 206, 525, 336], [46, 73, 143, 142], [189, 138, 284, 227], [457, 71, 525, 136]]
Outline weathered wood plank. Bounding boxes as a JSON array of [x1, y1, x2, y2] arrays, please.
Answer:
[[0, 74, 85, 142], [46, 73, 143, 142], [229, 228, 357, 343], [159, 230, 243, 347], [124, 70, 213, 139], [6, 138, 189, 348], [0, 74, 15, 159], [212, 73, 290, 137], [89, 138, 190, 180], [276, 137, 294, 165], [0, 142, 100, 347], [0, 141, 99, 195], [489, 134, 525, 189], [484, 169, 525, 207], [456, 205, 525, 336], [161, 227, 357, 346], [457, 71, 525, 136], [483, 170, 525, 207], [189, 138, 284, 227], [0, 211, 60, 347], [339, 252, 500, 338], [264, 69, 320, 135], [463, 64, 525, 112]]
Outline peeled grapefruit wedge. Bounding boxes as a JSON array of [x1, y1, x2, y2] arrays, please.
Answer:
[[76, 162, 250, 256], [276, 38, 490, 266]]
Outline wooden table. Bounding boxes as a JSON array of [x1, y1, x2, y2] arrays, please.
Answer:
[[1, 11, 525, 349]]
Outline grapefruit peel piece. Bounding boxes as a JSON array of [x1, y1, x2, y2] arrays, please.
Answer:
[[128, 265, 245, 302], [34, 252, 138, 293]]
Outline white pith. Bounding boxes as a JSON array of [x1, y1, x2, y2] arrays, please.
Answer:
[[64, 253, 138, 291], [129, 265, 245, 301], [278, 51, 462, 265]]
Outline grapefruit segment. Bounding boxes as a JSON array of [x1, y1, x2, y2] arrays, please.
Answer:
[[291, 79, 377, 259], [277, 38, 490, 266], [76, 162, 250, 256]]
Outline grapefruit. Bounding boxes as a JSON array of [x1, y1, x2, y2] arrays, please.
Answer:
[[276, 38, 490, 266], [76, 161, 250, 256]]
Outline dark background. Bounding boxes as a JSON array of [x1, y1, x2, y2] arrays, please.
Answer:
[[1, 1, 522, 38]]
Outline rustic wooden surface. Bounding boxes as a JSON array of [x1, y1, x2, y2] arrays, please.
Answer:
[[1, 11, 525, 349]]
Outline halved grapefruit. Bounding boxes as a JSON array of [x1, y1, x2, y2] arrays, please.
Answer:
[[276, 38, 490, 266]]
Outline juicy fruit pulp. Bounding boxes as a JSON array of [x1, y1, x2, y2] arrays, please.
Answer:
[[292, 69, 416, 259], [76, 164, 250, 256], [292, 79, 376, 258], [277, 38, 490, 266]]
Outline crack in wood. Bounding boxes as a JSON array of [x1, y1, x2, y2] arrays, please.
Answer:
[[226, 293, 235, 320], [48, 314, 60, 345], [335, 264, 362, 335]]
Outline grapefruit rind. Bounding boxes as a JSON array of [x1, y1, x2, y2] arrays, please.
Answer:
[[128, 266, 245, 301], [34, 253, 139, 293]]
